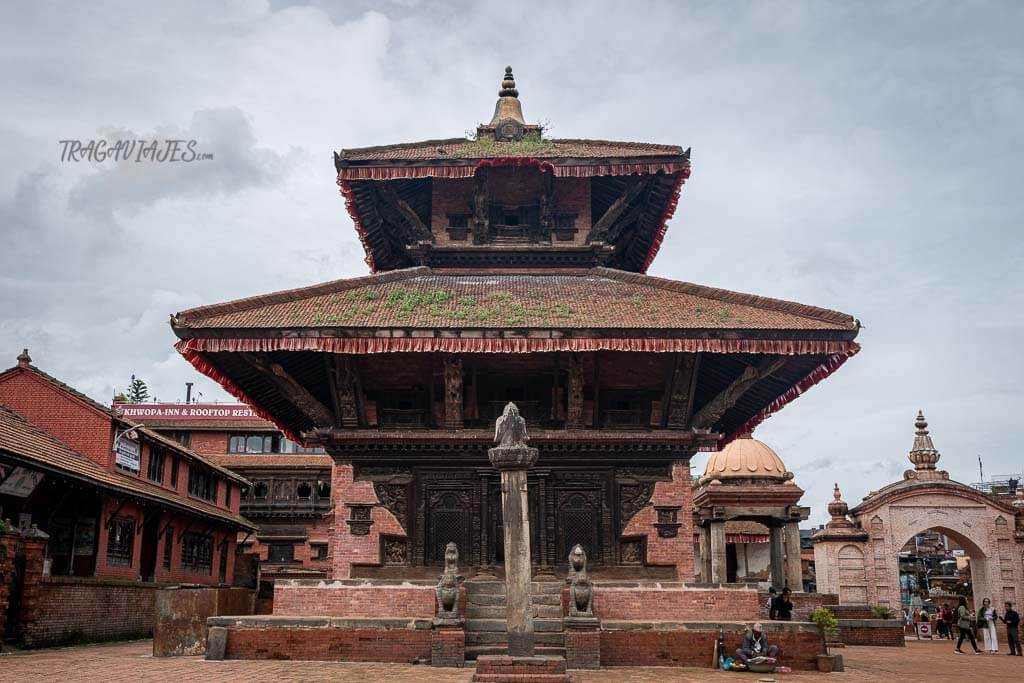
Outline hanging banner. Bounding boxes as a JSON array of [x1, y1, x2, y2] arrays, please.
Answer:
[[115, 438, 141, 473]]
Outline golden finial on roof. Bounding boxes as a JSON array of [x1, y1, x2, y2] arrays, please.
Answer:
[[489, 65, 526, 134]]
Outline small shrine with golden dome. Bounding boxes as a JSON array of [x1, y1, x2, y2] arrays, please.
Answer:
[[693, 435, 808, 590]]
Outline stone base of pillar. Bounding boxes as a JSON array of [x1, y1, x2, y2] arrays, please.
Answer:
[[430, 626, 466, 667], [471, 654, 572, 683], [564, 625, 600, 669]]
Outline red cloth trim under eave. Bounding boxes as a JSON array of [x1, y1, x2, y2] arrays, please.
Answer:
[[642, 165, 690, 273], [177, 339, 858, 447], [337, 177, 377, 272], [717, 346, 861, 448], [176, 337, 858, 356]]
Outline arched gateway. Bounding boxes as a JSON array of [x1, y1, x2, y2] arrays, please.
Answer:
[[813, 413, 1024, 608]]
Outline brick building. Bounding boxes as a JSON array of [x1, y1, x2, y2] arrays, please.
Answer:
[[114, 401, 333, 603], [0, 351, 254, 586]]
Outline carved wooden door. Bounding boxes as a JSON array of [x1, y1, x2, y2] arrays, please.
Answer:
[[426, 490, 471, 565]]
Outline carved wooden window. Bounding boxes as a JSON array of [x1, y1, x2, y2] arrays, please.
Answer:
[[106, 517, 135, 567], [267, 543, 295, 564], [253, 481, 269, 499], [310, 543, 328, 561], [229, 434, 282, 453], [296, 482, 312, 500], [182, 532, 213, 574], [317, 480, 331, 499]]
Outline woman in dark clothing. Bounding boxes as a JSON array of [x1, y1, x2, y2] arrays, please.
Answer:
[[955, 596, 982, 655], [769, 587, 794, 621]]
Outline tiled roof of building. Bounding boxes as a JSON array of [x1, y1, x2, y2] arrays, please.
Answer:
[[204, 453, 332, 468], [338, 138, 685, 163], [0, 362, 248, 485], [174, 267, 857, 333], [0, 405, 255, 530]]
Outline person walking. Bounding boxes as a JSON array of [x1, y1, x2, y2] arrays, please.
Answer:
[[954, 596, 982, 655], [978, 598, 999, 653], [1001, 601, 1021, 656]]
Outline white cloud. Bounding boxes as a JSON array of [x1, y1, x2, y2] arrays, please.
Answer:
[[1, 0, 1022, 524]]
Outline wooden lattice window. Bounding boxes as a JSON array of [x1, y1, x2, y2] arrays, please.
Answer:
[[182, 532, 213, 575], [106, 517, 135, 567]]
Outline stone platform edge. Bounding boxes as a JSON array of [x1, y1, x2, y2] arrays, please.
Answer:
[[207, 615, 433, 630]]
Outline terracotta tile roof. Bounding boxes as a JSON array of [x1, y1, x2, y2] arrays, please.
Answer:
[[0, 405, 255, 530], [174, 267, 857, 333], [204, 453, 333, 468], [337, 138, 684, 163], [0, 364, 248, 485]]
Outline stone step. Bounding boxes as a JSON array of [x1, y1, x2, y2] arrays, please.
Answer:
[[531, 582, 563, 595], [467, 605, 563, 619], [465, 581, 506, 594], [464, 645, 567, 660], [466, 619, 563, 633], [467, 594, 562, 608], [465, 631, 566, 646]]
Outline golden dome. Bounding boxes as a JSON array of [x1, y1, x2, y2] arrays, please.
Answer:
[[702, 435, 792, 482]]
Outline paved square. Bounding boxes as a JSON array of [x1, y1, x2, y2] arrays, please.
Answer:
[[1, 639, 1021, 682]]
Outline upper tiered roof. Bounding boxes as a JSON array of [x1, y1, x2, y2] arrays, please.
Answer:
[[333, 67, 691, 273]]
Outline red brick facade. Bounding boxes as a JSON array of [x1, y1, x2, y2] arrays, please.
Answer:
[[0, 371, 114, 467], [599, 622, 825, 670], [20, 577, 159, 647], [330, 464, 404, 578], [217, 619, 432, 662], [622, 461, 694, 577], [593, 584, 760, 621], [273, 580, 436, 618]]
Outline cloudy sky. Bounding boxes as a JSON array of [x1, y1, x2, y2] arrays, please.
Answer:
[[1, 1, 1022, 523]]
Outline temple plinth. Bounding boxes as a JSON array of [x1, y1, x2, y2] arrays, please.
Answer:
[[488, 402, 538, 656]]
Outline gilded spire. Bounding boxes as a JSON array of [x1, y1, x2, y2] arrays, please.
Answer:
[[489, 65, 526, 129], [908, 410, 940, 471], [499, 65, 518, 98]]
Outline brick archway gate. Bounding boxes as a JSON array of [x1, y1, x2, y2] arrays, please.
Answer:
[[813, 413, 1024, 609]]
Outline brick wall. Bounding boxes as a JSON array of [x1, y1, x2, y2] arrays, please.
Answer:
[[330, 464, 405, 578], [600, 621, 825, 670], [622, 462, 694, 578], [0, 370, 113, 467], [593, 583, 760, 622], [837, 619, 905, 647], [272, 579, 436, 618], [188, 431, 229, 454], [211, 616, 432, 662], [21, 577, 159, 647]]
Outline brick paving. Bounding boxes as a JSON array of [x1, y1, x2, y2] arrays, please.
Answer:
[[0, 638, 1021, 682]]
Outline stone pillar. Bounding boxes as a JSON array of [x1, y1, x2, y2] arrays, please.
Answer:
[[698, 523, 712, 582], [0, 526, 21, 641], [709, 520, 727, 583], [19, 525, 50, 640], [488, 403, 538, 657], [769, 525, 786, 591], [785, 521, 803, 591]]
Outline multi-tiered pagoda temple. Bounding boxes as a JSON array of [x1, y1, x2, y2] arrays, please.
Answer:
[[171, 68, 860, 582]]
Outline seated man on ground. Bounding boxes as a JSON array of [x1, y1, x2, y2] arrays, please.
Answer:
[[736, 622, 779, 665]]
